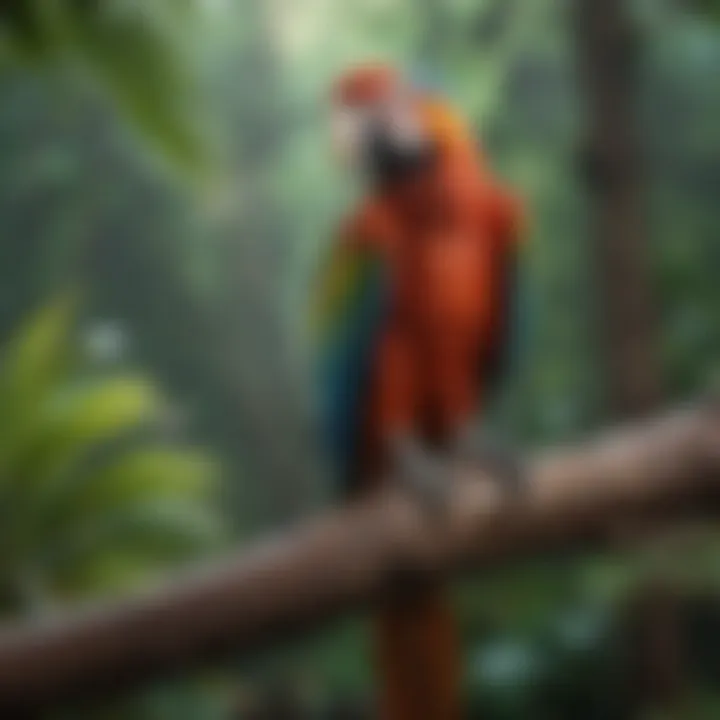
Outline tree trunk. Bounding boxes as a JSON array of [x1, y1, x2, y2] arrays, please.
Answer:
[[573, 1, 677, 714], [624, 580, 686, 710], [574, 0, 662, 420]]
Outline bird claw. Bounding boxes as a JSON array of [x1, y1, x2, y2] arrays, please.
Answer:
[[390, 436, 453, 516], [388, 430, 526, 516], [454, 429, 526, 497]]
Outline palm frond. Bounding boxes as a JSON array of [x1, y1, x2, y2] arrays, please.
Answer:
[[0, 296, 225, 613], [0, 0, 206, 171], [0, 293, 77, 481]]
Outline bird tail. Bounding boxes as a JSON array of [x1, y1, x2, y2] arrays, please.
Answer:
[[374, 582, 462, 720]]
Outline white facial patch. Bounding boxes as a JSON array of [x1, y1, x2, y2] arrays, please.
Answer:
[[330, 88, 429, 171], [330, 108, 367, 167]]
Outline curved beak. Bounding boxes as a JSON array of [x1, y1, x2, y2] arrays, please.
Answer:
[[331, 101, 435, 184]]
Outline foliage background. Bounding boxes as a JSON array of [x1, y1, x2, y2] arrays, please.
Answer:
[[0, 0, 719, 717]]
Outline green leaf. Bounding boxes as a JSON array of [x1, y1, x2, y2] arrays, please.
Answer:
[[1, 377, 167, 556], [70, 7, 204, 170], [32, 374, 164, 472], [0, 293, 77, 479], [44, 500, 223, 576], [39, 447, 220, 540], [0, 1, 207, 172]]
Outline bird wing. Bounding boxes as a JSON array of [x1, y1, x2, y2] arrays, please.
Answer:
[[310, 231, 388, 494]]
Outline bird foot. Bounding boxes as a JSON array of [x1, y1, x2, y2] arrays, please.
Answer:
[[453, 429, 526, 497], [390, 435, 453, 516]]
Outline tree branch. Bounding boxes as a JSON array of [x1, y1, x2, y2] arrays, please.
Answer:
[[0, 402, 719, 712]]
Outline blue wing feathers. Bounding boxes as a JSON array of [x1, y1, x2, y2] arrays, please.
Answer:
[[312, 245, 387, 494]]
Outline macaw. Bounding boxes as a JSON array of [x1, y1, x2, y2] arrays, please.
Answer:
[[311, 64, 526, 719]]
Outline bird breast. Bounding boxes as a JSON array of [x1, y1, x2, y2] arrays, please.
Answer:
[[393, 229, 494, 336]]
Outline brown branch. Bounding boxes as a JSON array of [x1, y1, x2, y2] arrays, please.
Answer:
[[0, 403, 719, 712]]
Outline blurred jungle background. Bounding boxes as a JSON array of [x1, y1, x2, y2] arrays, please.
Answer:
[[0, 0, 719, 717]]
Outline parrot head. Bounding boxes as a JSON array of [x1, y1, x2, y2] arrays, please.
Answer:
[[330, 63, 478, 185]]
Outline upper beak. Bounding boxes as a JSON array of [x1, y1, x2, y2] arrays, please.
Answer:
[[363, 112, 435, 184]]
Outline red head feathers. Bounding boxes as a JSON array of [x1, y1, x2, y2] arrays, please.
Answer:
[[330, 64, 400, 108], [330, 63, 483, 169]]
